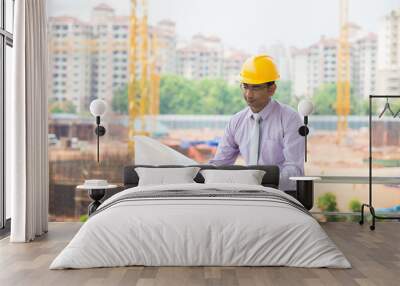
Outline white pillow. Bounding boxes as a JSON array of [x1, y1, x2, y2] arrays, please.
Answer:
[[135, 167, 200, 186], [200, 169, 266, 185]]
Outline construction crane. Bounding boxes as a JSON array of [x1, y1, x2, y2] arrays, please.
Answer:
[[127, 0, 138, 156], [336, 0, 351, 144], [139, 0, 149, 133], [128, 0, 160, 158], [149, 34, 160, 132]]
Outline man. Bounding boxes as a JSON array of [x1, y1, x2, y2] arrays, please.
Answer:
[[209, 54, 304, 190]]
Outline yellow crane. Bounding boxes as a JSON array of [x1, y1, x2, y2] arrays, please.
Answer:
[[139, 0, 149, 133], [128, 0, 160, 158], [336, 0, 351, 144], [150, 34, 160, 131], [128, 0, 138, 156]]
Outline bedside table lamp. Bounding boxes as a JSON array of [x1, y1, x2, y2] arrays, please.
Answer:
[[298, 99, 314, 162], [90, 99, 107, 163]]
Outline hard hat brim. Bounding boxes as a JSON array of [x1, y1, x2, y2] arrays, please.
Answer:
[[239, 75, 280, 85]]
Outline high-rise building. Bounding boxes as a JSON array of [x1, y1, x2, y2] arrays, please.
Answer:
[[291, 47, 309, 98], [90, 4, 129, 106], [177, 34, 224, 80], [291, 36, 338, 98], [48, 4, 179, 113], [377, 8, 400, 95], [352, 33, 377, 98], [222, 50, 249, 84], [48, 16, 92, 113], [154, 20, 177, 75], [291, 27, 377, 99], [260, 43, 292, 81]]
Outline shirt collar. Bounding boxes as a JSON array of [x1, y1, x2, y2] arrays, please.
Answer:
[[246, 99, 277, 121]]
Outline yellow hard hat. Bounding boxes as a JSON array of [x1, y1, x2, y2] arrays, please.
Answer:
[[239, 54, 280, 84]]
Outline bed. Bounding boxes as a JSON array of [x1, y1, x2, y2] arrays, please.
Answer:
[[50, 165, 351, 269]]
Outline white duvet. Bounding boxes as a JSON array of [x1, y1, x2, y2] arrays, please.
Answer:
[[50, 183, 351, 269]]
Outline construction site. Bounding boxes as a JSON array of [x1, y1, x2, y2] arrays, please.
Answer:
[[47, 0, 400, 221]]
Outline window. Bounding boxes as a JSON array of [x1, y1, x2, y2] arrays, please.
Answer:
[[46, 1, 400, 222], [1, 0, 14, 232]]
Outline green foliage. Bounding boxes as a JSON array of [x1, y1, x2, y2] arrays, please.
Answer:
[[312, 84, 338, 115], [112, 87, 128, 114], [317, 192, 338, 211], [195, 78, 245, 114], [317, 192, 341, 222], [312, 83, 372, 115], [159, 75, 246, 115], [79, 214, 88, 222], [110, 76, 295, 115], [112, 83, 143, 115], [49, 99, 77, 114], [349, 199, 361, 212], [347, 198, 362, 222], [110, 77, 377, 116], [273, 81, 297, 109], [160, 75, 203, 114]]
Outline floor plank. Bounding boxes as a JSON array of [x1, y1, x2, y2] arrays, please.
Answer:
[[0, 222, 399, 286]]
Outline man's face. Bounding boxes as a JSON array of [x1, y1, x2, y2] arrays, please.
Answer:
[[242, 82, 276, 113]]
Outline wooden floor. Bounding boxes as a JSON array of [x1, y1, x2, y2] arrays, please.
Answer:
[[0, 222, 399, 286]]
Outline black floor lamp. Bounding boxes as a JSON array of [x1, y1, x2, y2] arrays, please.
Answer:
[[89, 99, 107, 163]]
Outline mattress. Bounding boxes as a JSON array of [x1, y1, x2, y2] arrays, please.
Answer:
[[50, 183, 351, 269]]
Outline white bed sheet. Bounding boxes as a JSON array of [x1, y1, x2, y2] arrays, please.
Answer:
[[50, 183, 351, 269]]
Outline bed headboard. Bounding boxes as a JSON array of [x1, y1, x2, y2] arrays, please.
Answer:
[[123, 165, 280, 189]]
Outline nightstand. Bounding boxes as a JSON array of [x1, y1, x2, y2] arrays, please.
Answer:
[[289, 177, 321, 210], [77, 183, 117, 216]]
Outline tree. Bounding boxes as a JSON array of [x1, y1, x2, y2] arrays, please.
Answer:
[[312, 83, 375, 115], [112, 86, 128, 114], [160, 75, 203, 114], [49, 98, 77, 114], [273, 81, 296, 109], [195, 78, 245, 114], [159, 75, 245, 115], [312, 84, 337, 115]]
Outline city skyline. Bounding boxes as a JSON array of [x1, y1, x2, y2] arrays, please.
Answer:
[[47, 0, 399, 54]]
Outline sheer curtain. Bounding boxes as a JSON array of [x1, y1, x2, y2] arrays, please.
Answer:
[[8, 0, 49, 242]]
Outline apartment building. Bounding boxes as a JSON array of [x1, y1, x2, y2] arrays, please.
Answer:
[[377, 8, 400, 95], [352, 33, 378, 98], [260, 43, 292, 81], [155, 20, 178, 75], [48, 16, 92, 112], [176, 34, 224, 80], [291, 26, 377, 99], [222, 50, 249, 84], [291, 36, 338, 98], [90, 4, 130, 106], [48, 4, 178, 112]]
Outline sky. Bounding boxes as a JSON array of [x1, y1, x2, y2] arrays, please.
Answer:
[[47, 0, 400, 54]]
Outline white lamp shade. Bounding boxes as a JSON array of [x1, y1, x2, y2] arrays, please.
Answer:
[[298, 99, 314, 116], [90, 99, 107, 117]]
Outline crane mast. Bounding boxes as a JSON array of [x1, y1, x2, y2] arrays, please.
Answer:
[[336, 0, 351, 144], [128, 0, 159, 159]]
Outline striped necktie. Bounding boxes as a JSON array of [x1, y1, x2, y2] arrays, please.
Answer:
[[248, 113, 261, 165]]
